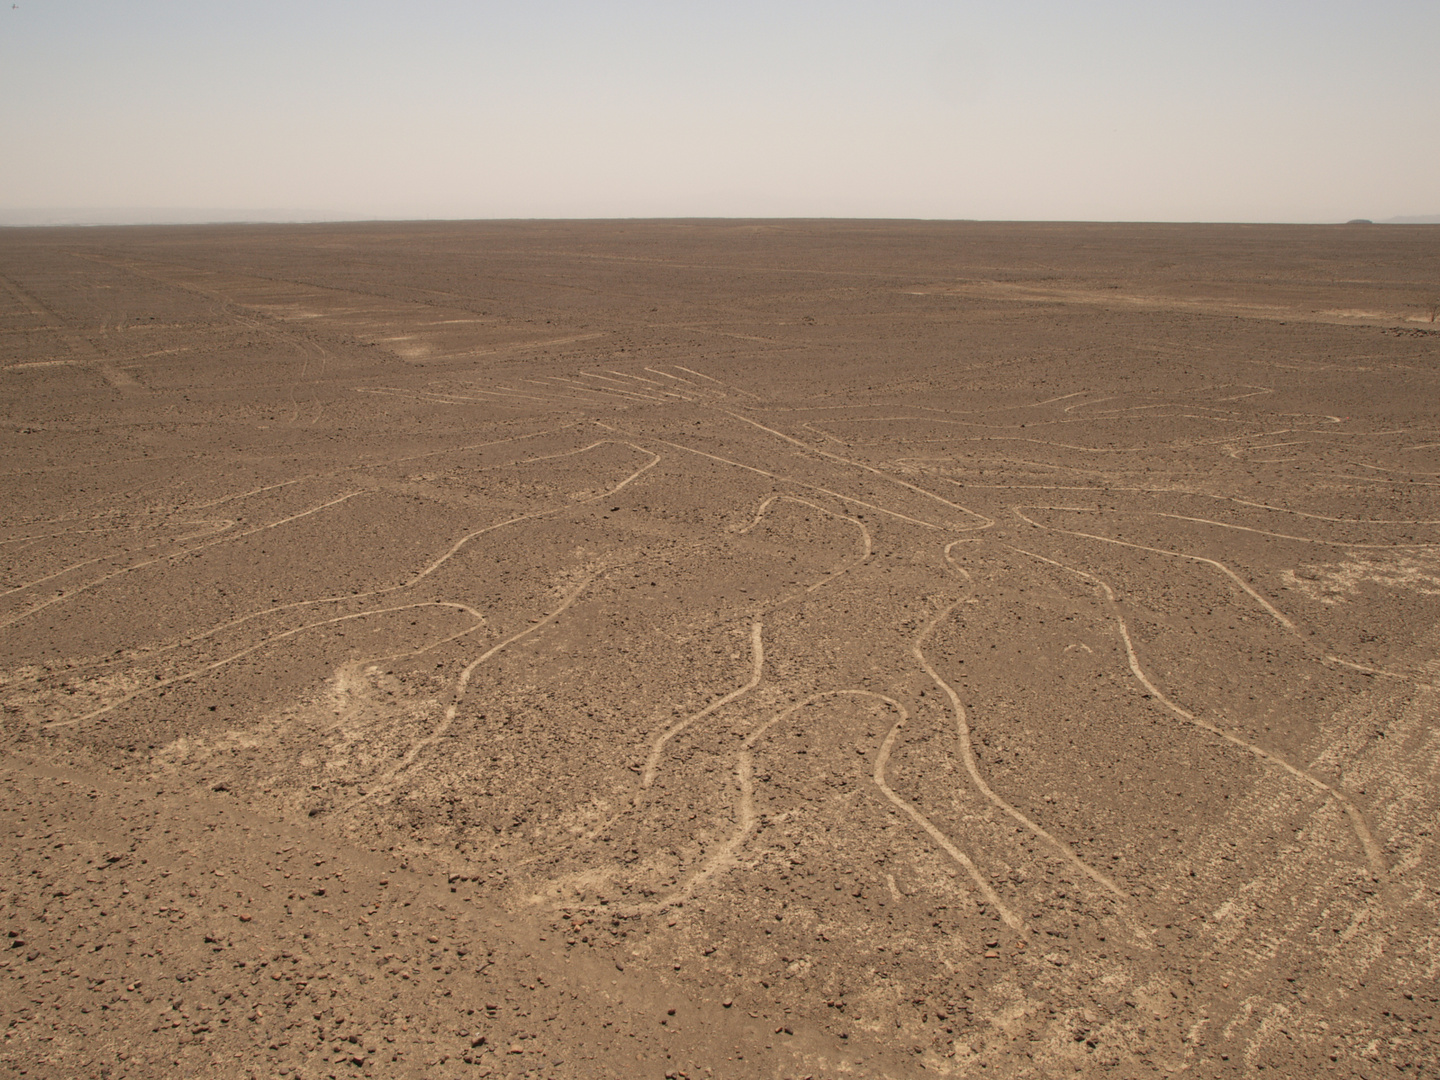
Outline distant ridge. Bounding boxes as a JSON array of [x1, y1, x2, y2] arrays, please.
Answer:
[[0, 207, 356, 227], [1382, 214, 1440, 224]]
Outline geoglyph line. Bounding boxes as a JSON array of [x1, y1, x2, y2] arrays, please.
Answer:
[[735, 494, 874, 594], [40, 601, 486, 730], [718, 410, 995, 531], [1011, 505, 1427, 683], [642, 622, 763, 791], [742, 688, 1022, 930], [917, 541, 1131, 908], [1004, 543, 1388, 881], [347, 574, 604, 807], [11, 442, 657, 709], [0, 520, 237, 599], [618, 431, 944, 530], [0, 491, 370, 631]]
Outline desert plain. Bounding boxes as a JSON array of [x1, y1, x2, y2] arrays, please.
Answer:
[[0, 220, 1438, 1079]]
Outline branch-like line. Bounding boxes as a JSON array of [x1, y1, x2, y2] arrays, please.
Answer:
[[1025, 506, 1440, 550], [546, 493, 872, 913], [913, 597, 1131, 907], [734, 494, 874, 595], [0, 520, 236, 599], [718, 410, 995, 531], [641, 622, 764, 791], [611, 429, 943, 530], [61, 443, 652, 660], [347, 573, 604, 808], [1011, 505, 1426, 683], [747, 689, 1022, 930], [0, 490, 370, 631], [1004, 543, 1388, 880], [18, 443, 660, 720], [41, 600, 486, 730]]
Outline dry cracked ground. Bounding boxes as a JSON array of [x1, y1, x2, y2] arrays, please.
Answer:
[[1, 221, 1438, 1079]]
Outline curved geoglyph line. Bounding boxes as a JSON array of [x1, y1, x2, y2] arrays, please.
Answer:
[[1004, 543, 1389, 880], [0, 519, 238, 599], [638, 487, 877, 795], [913, 596, 1132, 909], [346, 573, 603, 810], [0, 491, 371, 631], [739, 689, 1022, 930], [11, 442, 658, 691], [39, 600, 488, 730], [24, 442, 661, 731], [734, 494, 874, 595], [548, 488, 877, 913], [718, 409, 996, 531], [641, 621, 764, 792], [1011, 505, 1428, 684]]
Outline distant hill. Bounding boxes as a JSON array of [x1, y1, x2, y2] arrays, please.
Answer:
[[0, 207, 355, 227]]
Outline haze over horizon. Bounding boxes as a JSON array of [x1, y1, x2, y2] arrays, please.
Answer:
[[2, 1, 1437, 224]]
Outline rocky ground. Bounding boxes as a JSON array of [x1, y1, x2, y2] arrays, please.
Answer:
[[1, 220, 1438, 1078]]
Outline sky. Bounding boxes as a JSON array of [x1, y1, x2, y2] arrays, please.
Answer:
[[2, 0, 1437, 223]]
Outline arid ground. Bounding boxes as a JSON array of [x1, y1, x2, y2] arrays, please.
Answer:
[[2, 221, 1438, 1079]]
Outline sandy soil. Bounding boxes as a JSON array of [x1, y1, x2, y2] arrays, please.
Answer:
[[1, 220, 1438, 1079]]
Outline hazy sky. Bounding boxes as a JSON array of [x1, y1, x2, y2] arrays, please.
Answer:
[[2, 1, 1436, 222]]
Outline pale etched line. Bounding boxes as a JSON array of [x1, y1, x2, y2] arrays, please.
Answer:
[[556, 375, 662, 402], [357, 386, 534, 407], [1012, 506, 1297, 631], [1028, 506, 1439, 549], [1011, 505, 1426, 682], [1146, 510, 1440, 548], [184, 427, 560, 512], [41, 601, 484, 730], [643, 367, 696, 385], [210, 442, 656, 629], [493, 383, 600, 404], [628, 432, 943, 530], [739, 689, 1016, 926], [914, 586, 1131, 907], [734, 494, 874, 594], [671, 364, 763, 400], [642, 622, 763, 790], [869, 695, 1024, 931], [605, 370, 663, 386], [542, 376, 658, 404], [348, 574, 603, 807], [1005, 544, 1388, 880], [0, 522, 239, 598], [1346, 461, 1440, 477], [815, 415, 1299, 451], [601, 690, 1020, 926], [1214, 385, 1275, 403], [1328, 475, 1440, 488], [396, 444, 661, 595], [718, 409, 996, 531], [600, 369, 700, 401], [1063, 395, 1117, 413], [1225, 440, 1310, 459], [2, 433, 588, 690], [923, 475, 1440, 526], [516, 379, 618, 405], [577, 372, 675, 401], [0, 491, 370, 632]]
